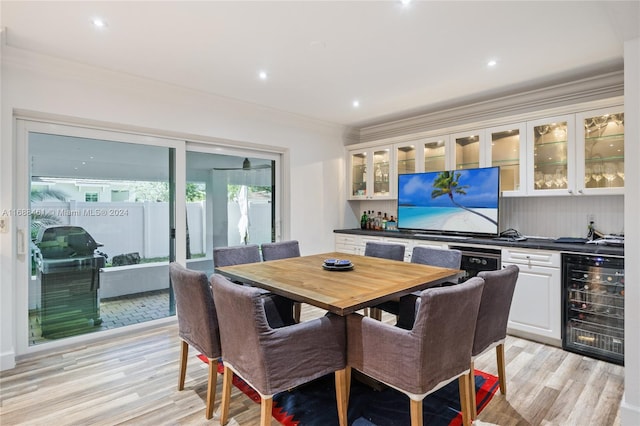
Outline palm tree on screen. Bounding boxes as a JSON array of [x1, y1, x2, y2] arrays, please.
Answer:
[[431, 171, 497, 226]]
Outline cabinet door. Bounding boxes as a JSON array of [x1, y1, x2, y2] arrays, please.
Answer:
[[526, 115, 576, 196], [575, 107, 624, 195], [485, 123, 527, 196], [335, 234, 358, 255], [423, 136, 448, 172], [348, 146, 394, 200], [396, 142, 420, 175], [504, 261, 561, 345], [348, 148, 368, 199], [372, 147, 392, 198], [451, 130, 485, 170]]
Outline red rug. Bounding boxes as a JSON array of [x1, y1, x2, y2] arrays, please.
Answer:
[[198, 354, 499, 425]]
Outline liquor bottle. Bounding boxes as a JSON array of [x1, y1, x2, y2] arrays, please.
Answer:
[[360, 211, 368, 230], [382, 213, 388, 230]]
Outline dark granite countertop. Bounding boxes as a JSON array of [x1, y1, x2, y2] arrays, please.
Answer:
[[334, 229, 624, 257]]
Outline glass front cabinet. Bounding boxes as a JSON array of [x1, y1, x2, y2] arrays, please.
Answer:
[[348, 146, 394, 200], [575, 107, 624, 195], [526, 115, 576, 196], [485, 123, 527, 196], [451, 131, 484, 170]]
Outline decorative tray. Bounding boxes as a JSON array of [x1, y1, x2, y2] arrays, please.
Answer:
[[322, 259, 354, 271]]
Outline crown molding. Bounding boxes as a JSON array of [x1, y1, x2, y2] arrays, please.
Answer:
[[356, 70, 624, 144]]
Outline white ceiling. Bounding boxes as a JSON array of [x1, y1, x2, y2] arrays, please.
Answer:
[[2, 1, 639, 128]]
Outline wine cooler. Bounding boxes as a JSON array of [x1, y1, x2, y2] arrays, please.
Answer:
[[562, 254, 624, 365]]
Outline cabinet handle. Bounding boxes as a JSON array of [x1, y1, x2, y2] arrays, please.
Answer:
[[568, 189, 573, 194], [577, 189, 583, 194]]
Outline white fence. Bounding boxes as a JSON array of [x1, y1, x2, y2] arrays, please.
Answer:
[[32, 200, 272, 261]]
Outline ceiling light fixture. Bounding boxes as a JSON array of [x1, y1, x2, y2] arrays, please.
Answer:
[[352, 100, 360, 108], [487, 60, 497, 67], [92, 18, 107, 28], [258, 71, 268, 80], [401, 0, 412, 6]]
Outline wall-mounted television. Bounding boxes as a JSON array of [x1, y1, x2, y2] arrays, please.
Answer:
[[397, 166, 500, 237]]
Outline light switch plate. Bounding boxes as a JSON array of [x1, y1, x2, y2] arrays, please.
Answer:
[[0, 217, 8, 233]]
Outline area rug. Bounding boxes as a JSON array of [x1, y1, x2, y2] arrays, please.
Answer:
[[198, 354, 499, 426]]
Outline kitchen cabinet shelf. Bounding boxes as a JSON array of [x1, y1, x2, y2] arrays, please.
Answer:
[[584, 133, 624, 143]]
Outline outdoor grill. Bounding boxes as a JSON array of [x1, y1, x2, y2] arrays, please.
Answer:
[[34, 225, 107, 338]]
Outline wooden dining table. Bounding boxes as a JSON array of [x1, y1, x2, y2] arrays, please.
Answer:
[[214, 251, 463, 316]]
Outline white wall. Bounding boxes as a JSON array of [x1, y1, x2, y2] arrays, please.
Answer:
[[621, 36, 640, 426], [0, 46, 346, 369]]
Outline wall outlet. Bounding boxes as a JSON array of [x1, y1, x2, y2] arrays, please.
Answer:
[[0, 217, 7, 233]]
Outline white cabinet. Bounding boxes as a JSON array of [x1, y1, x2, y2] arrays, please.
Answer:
[[335, 234, 359, 255], [451, 130, 486, 170], [575, 107, 624, 196], [526, 114, 576, 196], [502, 248, 561, 346], [485, 123, 527, 197], [347, 146, 394, 200]]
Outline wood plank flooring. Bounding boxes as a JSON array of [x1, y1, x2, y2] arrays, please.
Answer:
[[1, 305, 624, 426]]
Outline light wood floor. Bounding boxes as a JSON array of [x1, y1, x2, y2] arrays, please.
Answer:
[[0, 305, 624, 426]]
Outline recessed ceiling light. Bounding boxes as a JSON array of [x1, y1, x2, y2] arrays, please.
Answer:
[[258, 71, 268, 80], [352, 100, 360, 108], [487, 60, 497, 67], [401, 0, 412, 6], [92, 18, 107, 28]]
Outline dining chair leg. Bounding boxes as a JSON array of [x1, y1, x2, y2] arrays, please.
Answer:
[[496, 343, 507, 394], [468, 361, 478, 420], [260, 396, 273, 426], [178, 340, 188, 391], [409, 398, 423, 426], [345, 366, 352, 401], [206, 358, 218, 419], [369, 308, 382, 321], [334, 369, 348, 426], [220, 365, 233, 425], [293, 302, 302, 323], [458, 374, 472, 426]]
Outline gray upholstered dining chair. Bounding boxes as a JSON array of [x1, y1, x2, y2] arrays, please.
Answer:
[[261, 240, 302, 322], [169, 262, 221, 420], [468, 264, 520, 419], [210, 274, 348, 426], [364, 241, 406, 320], [373, 246, 461, 325], [213, 244, 262, 267], [260, 240, 301, 260], [393, 246, 463, 328], [346, 276, 485, 426], [214, 243, 296, 326], [363, 241, 405, 261]]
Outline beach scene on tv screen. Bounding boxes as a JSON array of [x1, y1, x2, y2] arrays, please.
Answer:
[[398, 168, 499, 235]]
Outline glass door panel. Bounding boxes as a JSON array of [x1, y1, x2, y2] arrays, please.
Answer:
[[454, 134, 480, 170], [582, 113, 624, 190], [424, 139, 446, 172], [490, 128, 522, 192], [396, 145, 416, 175], [533, 121, 569, 191], [351, 151, 367, 197], [185, 151, 276, 275], [28, 132, 173, 345], [372, 149, 390, 196]]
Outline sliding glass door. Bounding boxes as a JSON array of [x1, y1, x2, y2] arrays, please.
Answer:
[[15, 120, 283, 353], [16, 120, 180, 348], [185, 148, 279, 275]]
